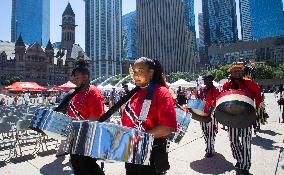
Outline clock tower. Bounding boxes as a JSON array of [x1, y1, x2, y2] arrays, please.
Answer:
[[61, 2, 77, 57]]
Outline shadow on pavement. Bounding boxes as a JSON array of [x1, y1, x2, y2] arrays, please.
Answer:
[[40, 156, 73, 175], [190, 152, 234, 174], [10, 154, 36, 163], [37, 149, 57, 157], [0, 161, 7, 168], [257, 129, 281, 136], [252, 135, 281, 150]]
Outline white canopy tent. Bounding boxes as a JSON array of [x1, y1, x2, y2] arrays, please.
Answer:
[[171, 79, 197, 87]]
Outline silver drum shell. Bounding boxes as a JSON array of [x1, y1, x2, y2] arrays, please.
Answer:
[[69, 120, 154, 165], [30, 108, 73, 140]]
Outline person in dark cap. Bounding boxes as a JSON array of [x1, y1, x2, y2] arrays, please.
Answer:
[[198, 74, 220, 158]]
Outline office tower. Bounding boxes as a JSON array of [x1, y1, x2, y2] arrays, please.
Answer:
[[84, 0, 122, 78], [198, 13, 205, 47], [202, 0, 238, 46], [240, 0, 284, 40], [122, 11, 137, 60], [11, 0, 50, 46], [137, 0, 196, 73]]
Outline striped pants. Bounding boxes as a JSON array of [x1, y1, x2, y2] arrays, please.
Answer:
[[200, 117, 218, 154], [228, 126, 252, 170]]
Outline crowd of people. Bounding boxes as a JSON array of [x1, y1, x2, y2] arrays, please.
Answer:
[[1, 56, 283, 175]]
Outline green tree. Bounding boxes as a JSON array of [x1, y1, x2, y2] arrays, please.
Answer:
[[254, 63, 274, 79], [274, 62, 284, 78]]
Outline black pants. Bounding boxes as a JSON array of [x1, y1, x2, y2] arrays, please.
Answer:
[[125, 163, 165, 175], [70, 154, 105, 175], [125, 138, 169, 175]]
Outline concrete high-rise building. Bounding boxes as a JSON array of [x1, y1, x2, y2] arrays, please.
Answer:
[[84, 0, 122, 79], [239, 0, 284, 41], [137, 0, 196, 73], [122, 11, 137, 60], [11, 0, 50, 46], [202, 0, 238, 46], [198, 13, 205, 47]]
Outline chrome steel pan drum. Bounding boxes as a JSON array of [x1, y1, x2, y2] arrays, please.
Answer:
[[70, 120, 154, 165], [29, 108, 73, 140], [168, 106, 191, 143], [215, 90, 256, 128], [187, 99, 212, 117]]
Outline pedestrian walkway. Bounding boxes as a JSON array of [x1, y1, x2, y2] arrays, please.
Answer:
[[0, 93, 283, 175]]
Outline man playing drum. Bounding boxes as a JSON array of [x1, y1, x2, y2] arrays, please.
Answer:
[[198, 74, 220, 158], [222, 63, 262, 175], [67, 59, 105, 175]]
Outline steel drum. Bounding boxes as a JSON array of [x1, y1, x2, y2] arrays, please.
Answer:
[[215, 89, 256, 128], [29, 108, 73, 140], [168, 106, 191, 143], [187, 99, 212, 117], [69, 120, 154, 165]]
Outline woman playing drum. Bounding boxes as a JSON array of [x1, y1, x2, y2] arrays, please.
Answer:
[[122, 57, 177, 175]]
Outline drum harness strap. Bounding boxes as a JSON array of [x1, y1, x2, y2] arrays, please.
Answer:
[[124, 82, 155, 131], [69, 87, 90, 120]]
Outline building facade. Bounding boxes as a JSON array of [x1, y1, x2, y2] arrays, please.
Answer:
[[84, 0, 122, 79], [202, 0, 238, 46], [1, 3, 88, 86], [137, 0, 196, 73], [239, 0, 284, 41], [198, 13, 205, 47], [11, 0, 50, 46], [122, 11, 137, 60], [208, 36, 284, 66]]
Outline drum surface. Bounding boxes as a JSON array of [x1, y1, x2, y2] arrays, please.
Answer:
[[168, 106, 191, 143], [70, 120, 154, 165], [187, 99, 211, 117], [30, 108, 73, 140], [215, 90, 256, 128]]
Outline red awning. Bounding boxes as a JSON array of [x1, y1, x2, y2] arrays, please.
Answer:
[[1, 82, 48, 92], [57, 81, 77, 91]]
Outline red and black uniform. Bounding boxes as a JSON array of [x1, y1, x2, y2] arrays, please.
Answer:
[[198, 85, 220, 156], [222, 78, 261, 171], [67, 85, 104, 120], [122, 84, 177, 175], [68, 85, 105, 175]]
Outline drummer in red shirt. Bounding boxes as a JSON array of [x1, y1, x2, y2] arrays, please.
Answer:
[[198, 74, 220, 158], [122, 57, 177, 175], [222, 63, 261, 175], [67, 59, 105, 175]]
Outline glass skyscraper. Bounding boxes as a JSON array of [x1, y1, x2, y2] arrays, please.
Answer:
[[84, 0, 122, 79], [202, 0, 238, 46], [122, 11, 137, 60], [240, 0, 284, 41], [11, 0, 50, 46]]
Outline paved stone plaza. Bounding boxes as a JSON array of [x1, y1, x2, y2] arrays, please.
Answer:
[[0, 93, 283, 175]]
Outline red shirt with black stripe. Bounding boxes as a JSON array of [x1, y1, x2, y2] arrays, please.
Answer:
[[222, 78, 262, 109], [67, 85, 104, 120], [121, 84, 177, 132], [199, 85, 220, 114]]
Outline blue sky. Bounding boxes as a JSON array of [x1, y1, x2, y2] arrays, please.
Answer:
[[0, 0, 282, 49]]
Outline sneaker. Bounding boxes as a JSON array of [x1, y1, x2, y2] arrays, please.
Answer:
[[205, 152, 214, 158]]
